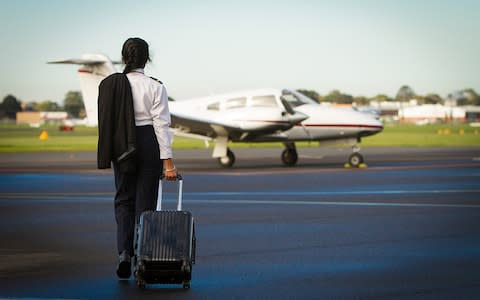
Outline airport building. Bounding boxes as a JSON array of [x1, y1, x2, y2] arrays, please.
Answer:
[[367, 100, 480, 124], [16, 111, 68, 126], [464, 106, 480, 122], [398, 105, 466, 124]]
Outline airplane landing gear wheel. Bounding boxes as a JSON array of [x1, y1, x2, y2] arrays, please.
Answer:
[[218, 148, 235, 168], [348, 152, 364, 168], [281, 148, 298, 166]]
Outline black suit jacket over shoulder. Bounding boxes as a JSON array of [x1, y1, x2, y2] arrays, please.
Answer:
[[97, 73, 136, 172]]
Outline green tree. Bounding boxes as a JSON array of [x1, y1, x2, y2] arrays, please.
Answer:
[[423, 94, 444, 105], [353, 96, 369, 106], [453, 89, 480, 106], [1, 94, 22, 119], [456, 97, 469, 106], [296, 89, 320, 103], [373, 94, 393, 102], [323, 90, 353, 104], [464, 88, 480, 106], [63, 91, 84, 118], [34, 100, 61, 111], [396, 85, 415, 102]]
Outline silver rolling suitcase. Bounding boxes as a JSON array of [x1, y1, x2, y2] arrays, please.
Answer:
[[134, 175, 196, 289]]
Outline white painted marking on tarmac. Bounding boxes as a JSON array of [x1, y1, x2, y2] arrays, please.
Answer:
[[0, 194, 478, 208], [186, 189, 480, 196], [299, 155, 325, 159]]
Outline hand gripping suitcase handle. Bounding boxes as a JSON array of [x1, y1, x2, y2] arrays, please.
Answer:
[[157, 174, 183, 212]]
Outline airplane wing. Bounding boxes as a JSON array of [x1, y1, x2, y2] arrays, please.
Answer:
[[171, 113, 239, 139], [170, 98, 309, 141], [171, 111, 308, 141]]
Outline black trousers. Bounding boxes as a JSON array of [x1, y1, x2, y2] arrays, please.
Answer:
[[113, 125, 163, 256]]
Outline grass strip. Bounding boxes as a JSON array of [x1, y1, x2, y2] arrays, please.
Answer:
[[0, 124, 479, 153]]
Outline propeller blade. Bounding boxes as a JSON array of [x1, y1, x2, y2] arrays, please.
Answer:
[[281, 98, 295, 115]]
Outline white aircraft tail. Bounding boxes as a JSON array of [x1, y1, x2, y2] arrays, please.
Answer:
[[49, 53, 120, 126]]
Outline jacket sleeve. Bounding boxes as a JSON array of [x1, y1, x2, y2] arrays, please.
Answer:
[[97, 78, 113, 169]]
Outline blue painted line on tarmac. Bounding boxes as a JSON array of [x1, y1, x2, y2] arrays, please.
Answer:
[[1, 188, 479, 198]]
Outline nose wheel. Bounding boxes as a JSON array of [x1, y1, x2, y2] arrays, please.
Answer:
[[217, 148, 235, 168], [345, 143, 366, 168], [347, 152, 364, 168]]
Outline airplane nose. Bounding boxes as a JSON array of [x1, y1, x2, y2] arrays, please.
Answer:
[[368, 119, 384, 134], [374, 119, 384, 131]]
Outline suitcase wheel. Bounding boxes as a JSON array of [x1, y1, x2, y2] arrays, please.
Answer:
[[135, 260, 146, 288], [136, 278, 146, 289]]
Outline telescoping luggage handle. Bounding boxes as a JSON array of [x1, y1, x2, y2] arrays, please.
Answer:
[[157, 174, 183, 211]]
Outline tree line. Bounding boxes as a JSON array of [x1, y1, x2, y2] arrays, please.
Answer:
[[0, 91, 84, 120], [297, 86, 480, 106], [1, 85, 479, 121]]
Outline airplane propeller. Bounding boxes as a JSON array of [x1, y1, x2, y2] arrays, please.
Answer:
[[281, 98, 296, 115], [280, 97, 309, 127]]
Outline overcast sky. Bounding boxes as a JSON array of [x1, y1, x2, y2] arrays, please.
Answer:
[[0, 0, 479, 104]]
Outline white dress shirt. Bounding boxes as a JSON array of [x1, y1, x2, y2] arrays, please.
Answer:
[[126, 69, 173, 159]]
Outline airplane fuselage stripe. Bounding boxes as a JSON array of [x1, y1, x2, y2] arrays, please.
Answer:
[[234, 120, 291, 124], [234, 121, 383, 129], [298, 124, 383, 129]]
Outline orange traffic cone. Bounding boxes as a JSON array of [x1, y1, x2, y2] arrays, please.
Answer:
[[39, 130, 49, 141]]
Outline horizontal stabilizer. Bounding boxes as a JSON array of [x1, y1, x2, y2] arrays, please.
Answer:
[[48, 59, 121, 65]]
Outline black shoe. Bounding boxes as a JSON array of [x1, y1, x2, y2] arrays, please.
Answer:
[[116, 250, 131, 279]]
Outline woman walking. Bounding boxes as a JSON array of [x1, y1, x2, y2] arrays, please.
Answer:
[[97, 37, 177, 278]]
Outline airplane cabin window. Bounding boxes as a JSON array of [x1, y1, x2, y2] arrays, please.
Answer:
[[251, 95, 277, 107], [225, 97, 247, 109], [207, 102, 220, 111]]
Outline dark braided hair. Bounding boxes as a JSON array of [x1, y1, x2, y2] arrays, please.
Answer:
[[122, 37, 151, 74]]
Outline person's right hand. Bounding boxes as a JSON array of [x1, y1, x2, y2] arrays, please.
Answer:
[[164, 168, 177, 181], [163, 158, 178, 181]]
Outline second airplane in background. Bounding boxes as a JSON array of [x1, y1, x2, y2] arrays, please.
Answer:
[[50, 54, 383, 168]]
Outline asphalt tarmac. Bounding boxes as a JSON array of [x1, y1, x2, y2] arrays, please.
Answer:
[[0, 147, 479, 299]]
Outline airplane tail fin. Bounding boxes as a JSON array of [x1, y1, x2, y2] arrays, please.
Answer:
[[48, 53, 120, 126]]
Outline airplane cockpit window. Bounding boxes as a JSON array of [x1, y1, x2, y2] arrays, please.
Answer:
[[251, 95, 277, 107], [280, 94, 303, 107], [207, 102, 220, 111], [225, 97, 247, 110], [281, 89, 317, 107]]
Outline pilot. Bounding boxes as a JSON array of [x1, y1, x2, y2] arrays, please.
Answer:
[[97, 37, 178, 279]]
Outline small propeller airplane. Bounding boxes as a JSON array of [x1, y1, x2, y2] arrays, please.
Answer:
[[49, 53, 383, 168]]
